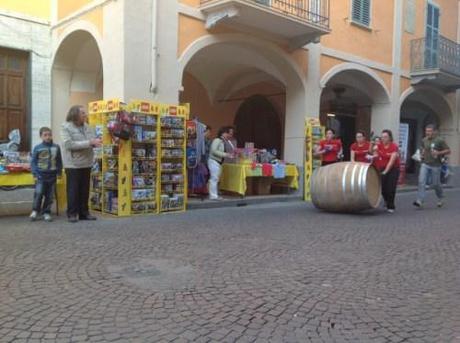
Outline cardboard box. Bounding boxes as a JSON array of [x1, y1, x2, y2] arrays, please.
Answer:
[[252, 177, 272, 195]]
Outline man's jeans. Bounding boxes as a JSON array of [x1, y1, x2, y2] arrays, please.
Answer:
[[33, 179, 56, 214], [417, 163, 443, 202]]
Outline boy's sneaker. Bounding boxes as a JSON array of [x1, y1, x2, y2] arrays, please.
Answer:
[[43, 213, 52, 222], [387, 209, 395, 214], [413, 201, 423, 208], [30, 211, 38, 221], [437, 200, 444, 208]]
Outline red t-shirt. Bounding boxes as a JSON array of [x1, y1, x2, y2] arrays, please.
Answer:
[[376, 143, 400, 170], [350, 141, 371, 163], [319, 139, 342, 162]]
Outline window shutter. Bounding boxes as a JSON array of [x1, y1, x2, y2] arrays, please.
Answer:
[[361, 0, 370, 26], [352, 0, 363, 22], [352, 0, 371, 27]]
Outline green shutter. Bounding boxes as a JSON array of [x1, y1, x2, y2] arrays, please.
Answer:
[[352, 0, 363, 22], [352, 0, 371, 27]]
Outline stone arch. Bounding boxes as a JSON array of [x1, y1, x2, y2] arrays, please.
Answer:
[[52, 21, 104, 70], [320, 62, 391, 104], [400, 85, 454, 130], [51, 27, 104, 143], [319, 63, 393, 157], [178, 33, 307, 165]]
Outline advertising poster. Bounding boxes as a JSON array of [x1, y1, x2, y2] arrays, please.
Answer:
[[398, 123, 410, 185]]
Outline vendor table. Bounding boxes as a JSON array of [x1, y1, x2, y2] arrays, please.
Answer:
[[219, 163, 299, 196], [0, 172, 67, 215]]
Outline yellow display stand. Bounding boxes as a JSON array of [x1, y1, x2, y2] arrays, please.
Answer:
[[88, 100, 131, 217], [88, 99, 189, 216], [219, 163, 299, 196], [304, 118, 324, 201], [0, 172, 67, 214]]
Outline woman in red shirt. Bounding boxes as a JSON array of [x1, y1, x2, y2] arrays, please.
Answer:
[[376, 130, 400, 213], [316, 128, 342, 166], [350, 131, 371, 163]]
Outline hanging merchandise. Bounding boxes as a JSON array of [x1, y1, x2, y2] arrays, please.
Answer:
[[186, 120, 198, 169], [186, 119, 209, 195]]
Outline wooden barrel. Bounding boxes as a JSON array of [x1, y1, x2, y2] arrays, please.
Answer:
[[311, 162, 381, 212]]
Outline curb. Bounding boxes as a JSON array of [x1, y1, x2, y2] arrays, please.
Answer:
[[187, 195, 303, 210]]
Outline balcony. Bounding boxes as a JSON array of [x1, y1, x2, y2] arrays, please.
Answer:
[[410, 35, 460, 91], [200, 0, 330, 49]]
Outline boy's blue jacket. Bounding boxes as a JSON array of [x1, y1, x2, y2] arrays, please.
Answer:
[[31, 141, 63, 181]]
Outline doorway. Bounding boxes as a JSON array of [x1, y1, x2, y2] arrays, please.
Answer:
[[234, 95, 282, 155], [0, 48, 29, 150]]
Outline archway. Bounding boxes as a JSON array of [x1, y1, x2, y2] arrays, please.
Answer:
[[179, 34, 306, 165], [400, 86, 454, 174], [320, 64, 391, 161], [51, 29, 103, 143]]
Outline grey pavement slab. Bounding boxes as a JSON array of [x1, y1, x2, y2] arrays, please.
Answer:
[[1, 190, 460, 342]]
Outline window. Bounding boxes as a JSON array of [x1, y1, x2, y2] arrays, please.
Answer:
[[351, 0, 371, 27]]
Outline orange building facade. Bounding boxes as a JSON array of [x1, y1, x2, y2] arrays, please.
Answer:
[[46, 0, 460, 177]]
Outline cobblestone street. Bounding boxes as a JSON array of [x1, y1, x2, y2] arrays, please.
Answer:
[[1, 190, 460, 343]]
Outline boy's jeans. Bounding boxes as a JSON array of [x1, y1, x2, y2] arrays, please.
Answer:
[[33, 179, 55, 214], [417, 163, 443, 202]]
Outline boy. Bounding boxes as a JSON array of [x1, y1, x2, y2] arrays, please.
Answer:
[[30, 127, 63, 222]]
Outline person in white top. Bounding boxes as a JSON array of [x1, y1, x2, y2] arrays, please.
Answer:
[[208, 126, 234, 200]]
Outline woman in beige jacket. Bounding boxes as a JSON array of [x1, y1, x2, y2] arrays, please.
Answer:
[[208, 126, 233, 200], [61, 105, 102, 223]]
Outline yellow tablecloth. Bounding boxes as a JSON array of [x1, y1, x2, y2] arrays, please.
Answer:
[[219, 163, 299, 196], [0, 172, 67, 213]]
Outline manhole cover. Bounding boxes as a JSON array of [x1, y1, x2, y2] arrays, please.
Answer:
[[108, 258, 196, 291]]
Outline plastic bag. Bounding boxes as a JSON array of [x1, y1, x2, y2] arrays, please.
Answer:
[[411, 149, 422, 162]]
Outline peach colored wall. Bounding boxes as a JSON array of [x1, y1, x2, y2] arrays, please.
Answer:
[[320, 55, 346, 78], [402, 0, 459, 71], [321, 0, 394, 66], [58, 0, 93, 20], [180, 72, 285, 144], [0, 0, 51, 19], [180, 0, 200, 6], [320, 55, 392, 93], [178, 14, 242, 58], [178, 15, 309, 80], [70, 81, 103, 112], [375, 70, 392, 94], [56, 7, 103, 41], [400, 77, 412, 96]]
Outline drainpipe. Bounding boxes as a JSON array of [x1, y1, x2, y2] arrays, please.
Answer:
[[150, 0, 158, 94]]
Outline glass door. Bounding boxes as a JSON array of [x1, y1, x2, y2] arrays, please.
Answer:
[[425, 2, 440, 69]]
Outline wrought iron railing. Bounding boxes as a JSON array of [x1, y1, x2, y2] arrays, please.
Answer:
[[200, 0, 330, 30], [411, 35, 460, 77]]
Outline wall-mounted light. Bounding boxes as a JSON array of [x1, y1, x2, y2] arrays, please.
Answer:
[[327, 113, 336, 117]]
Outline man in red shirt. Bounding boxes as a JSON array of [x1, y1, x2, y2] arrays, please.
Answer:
[[350, 131, 371, 163], [316, 129, 342, 166]]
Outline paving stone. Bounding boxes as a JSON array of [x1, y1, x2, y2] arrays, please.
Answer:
[[0, 191, 460, 342]]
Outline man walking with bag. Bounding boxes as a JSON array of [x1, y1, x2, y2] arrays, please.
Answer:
[[413, 125, 450, 208]]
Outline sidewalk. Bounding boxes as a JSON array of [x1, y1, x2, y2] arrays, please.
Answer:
[[0, 184, 455, 216]]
